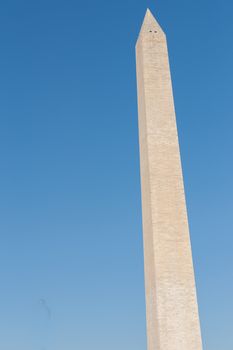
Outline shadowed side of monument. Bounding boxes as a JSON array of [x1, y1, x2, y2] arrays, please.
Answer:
[[136, 9, 203, 350]]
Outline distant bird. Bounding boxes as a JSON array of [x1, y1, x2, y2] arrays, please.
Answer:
[[39, 298, 51, 320]]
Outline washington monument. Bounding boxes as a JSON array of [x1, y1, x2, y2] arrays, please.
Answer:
[[136, 9, 203, 349]]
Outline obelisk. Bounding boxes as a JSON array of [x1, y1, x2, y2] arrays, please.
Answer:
[[136, 9, 203, 350]]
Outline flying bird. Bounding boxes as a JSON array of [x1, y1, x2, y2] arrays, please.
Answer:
[[39, 298, 52, 320]]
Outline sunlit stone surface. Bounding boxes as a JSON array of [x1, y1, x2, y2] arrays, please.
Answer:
[[136, 9, 203, 350]]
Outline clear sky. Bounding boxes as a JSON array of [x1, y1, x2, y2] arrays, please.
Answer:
[[0, 0, 232, 349]]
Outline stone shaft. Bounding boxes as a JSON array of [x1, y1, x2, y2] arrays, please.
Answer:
[[136, 9, 202, 350]]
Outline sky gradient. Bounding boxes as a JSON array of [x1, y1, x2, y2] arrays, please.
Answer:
[[0, 1, 233, 349]]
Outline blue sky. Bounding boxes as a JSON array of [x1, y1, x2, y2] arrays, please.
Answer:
[[0, 0, 232, 349]]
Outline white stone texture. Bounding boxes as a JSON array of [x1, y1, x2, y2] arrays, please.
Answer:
[[136, 9, 203, 350]]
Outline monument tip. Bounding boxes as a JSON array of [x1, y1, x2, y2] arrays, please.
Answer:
[[146, 8, 153, 16], [137, 8, 164, 40]]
